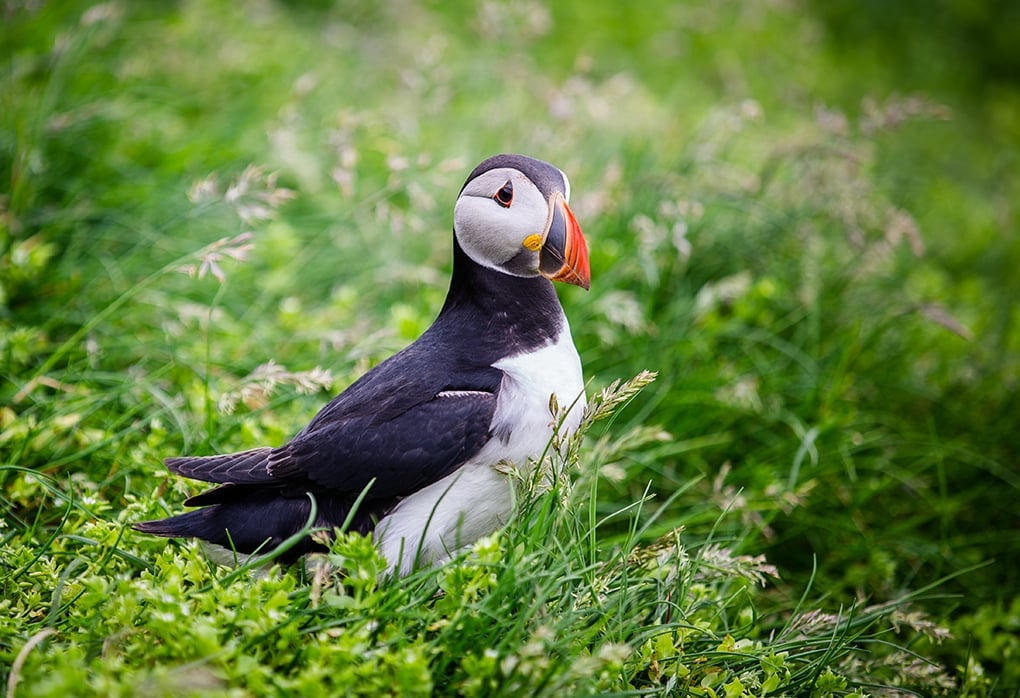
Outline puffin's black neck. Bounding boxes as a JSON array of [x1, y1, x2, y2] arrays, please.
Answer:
[[433, 236, 565, 358]]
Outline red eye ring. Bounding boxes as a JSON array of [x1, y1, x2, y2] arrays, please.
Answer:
[[494, 180, 513, 208]]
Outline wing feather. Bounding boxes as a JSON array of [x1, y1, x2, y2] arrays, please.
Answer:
[[165, 447, 274, 484]]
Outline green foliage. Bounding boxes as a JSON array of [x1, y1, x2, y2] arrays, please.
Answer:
[[2, 0, 1018, 695], [0, 379, 962, 696]]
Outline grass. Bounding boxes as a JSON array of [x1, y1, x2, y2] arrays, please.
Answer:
[[2, 1, 1019, 695]]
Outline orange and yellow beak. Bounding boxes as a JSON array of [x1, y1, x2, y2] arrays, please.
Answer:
[[538, 192, 590, 290]]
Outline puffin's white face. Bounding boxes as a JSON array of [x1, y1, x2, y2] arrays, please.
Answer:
[[454, 165, 589, 288]]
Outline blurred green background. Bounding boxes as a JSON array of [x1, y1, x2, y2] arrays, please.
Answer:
[[3, 0, 1019, 691]]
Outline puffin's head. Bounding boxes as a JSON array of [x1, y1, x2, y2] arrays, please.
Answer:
[[454, 154, 590, 290]]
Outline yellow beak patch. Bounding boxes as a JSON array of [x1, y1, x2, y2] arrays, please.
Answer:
[[522, 234, 543, 251]]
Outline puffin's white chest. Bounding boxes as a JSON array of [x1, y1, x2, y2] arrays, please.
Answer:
[[374, 322, 585, 576], [489, 323, 586, 460]]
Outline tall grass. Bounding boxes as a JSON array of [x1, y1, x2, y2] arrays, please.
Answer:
[[1, 372, 959, 696]]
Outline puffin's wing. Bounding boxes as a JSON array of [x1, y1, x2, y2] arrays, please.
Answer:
[[269, 387, 498, 498], [163, 336, 504, 499], [162, 363, 502, 500]]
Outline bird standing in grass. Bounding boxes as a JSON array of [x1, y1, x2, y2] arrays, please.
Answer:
[[134, 154, 591, 576]]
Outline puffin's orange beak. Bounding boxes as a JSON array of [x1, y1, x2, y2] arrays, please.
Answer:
[[539, 192, 590, 290]]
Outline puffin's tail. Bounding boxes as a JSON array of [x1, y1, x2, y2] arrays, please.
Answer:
[[132, 484, 394, 563], [132, 487, 325, 561], [133, 447, 396, 562]]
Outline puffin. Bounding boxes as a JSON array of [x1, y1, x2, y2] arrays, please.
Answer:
[[134, 154, 591, 576]]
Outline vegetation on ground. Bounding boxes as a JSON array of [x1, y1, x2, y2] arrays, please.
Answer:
[[2, 1, 1018, 695]]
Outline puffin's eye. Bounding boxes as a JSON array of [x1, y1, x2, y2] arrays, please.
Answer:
[[493, 180, 514, 208]]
